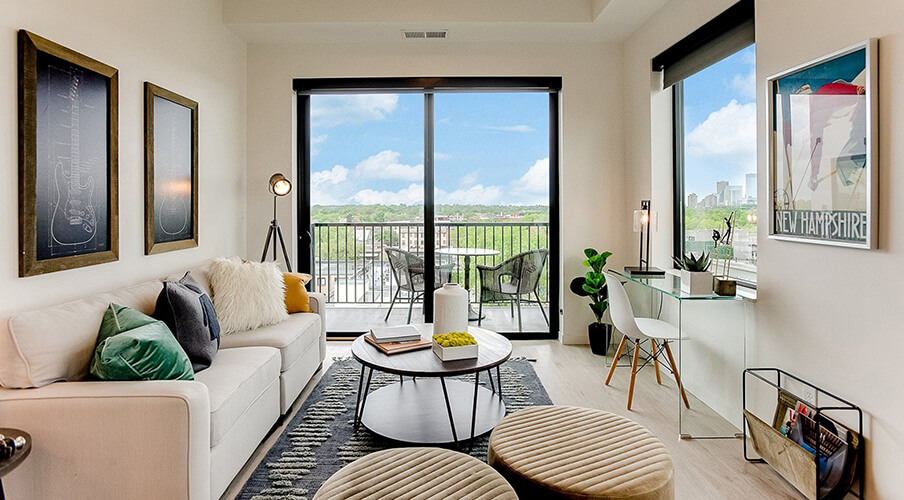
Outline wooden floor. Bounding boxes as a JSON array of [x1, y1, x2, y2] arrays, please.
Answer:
[[325, 303, 551, 335], [222, 340, 802, 500]]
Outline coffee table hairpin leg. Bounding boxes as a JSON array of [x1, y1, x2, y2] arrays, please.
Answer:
[[354, 367, 374, 430], [469, 372, 480, 452], [439, 377, 460, 449]]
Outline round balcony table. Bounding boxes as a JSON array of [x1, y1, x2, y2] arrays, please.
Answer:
[[0, 428, 31, 500], [351, 324, 511, 450], [436, 247, 500, 320]]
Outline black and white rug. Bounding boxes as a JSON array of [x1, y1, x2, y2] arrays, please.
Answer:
[[238, 357, 552, 500]]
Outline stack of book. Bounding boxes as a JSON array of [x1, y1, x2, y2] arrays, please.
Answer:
[[364, 325, 431, 355]]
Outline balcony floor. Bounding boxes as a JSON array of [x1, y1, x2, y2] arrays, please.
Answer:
[[325, 303, 551, 336]]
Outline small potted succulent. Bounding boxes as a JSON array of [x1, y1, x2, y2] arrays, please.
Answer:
[[673, 251, 713, 295], [569, 248, 613, 355]]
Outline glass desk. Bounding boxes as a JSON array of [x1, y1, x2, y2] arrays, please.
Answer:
[[611, 269, 747, 439]]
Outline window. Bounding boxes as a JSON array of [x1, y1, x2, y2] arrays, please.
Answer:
[[675, 45, 757, 285], [654, 0, 757, 286]]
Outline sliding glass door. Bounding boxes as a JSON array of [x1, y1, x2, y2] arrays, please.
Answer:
[[433, 93, 551, 334], [296, 79, 560, 338]]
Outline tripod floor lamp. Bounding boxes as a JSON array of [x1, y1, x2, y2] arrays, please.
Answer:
[[261, 173, 293, 272]]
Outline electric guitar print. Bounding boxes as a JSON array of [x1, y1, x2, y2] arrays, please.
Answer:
[[50, 69, 97, 246], [157, 114, 189, 236]]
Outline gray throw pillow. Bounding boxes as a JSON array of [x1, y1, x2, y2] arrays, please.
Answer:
[[154, 272, 221, 372]]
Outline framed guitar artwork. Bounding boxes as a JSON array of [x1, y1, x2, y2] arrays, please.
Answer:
[[144, 82, 198, 254], [18, 30, 119, 277]]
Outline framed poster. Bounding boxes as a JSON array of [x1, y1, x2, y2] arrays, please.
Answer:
[[767, 39, 878, 248], [18, 30, 119, 277], [144, 82, 198, 254]]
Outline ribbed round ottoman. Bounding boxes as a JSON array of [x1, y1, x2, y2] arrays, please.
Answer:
[[488, 406, 674, 500], [313, 447, 518, 500]]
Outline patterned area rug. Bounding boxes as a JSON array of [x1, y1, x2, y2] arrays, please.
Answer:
[[238, 357, 552, 500]]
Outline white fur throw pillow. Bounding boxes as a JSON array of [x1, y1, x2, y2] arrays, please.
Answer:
[[208, 258, 288, 334]]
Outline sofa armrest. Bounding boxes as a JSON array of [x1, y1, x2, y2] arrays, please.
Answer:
[[308, 292, 327, 361], [0, 380, 210, 500]]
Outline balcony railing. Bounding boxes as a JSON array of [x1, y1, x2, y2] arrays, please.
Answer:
[[311, 222, 550, 305]]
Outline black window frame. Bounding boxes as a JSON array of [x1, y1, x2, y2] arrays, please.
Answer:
[[294, 77, 562, 338]]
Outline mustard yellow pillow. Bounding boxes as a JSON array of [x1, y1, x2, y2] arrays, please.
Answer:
[[284, 272, 313, 313]]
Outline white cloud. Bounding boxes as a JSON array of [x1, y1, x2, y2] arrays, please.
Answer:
[[352, 183, 424, 205], [731, 70, 756, 100], [686, 100, 756, 158], [311, 165, 349, 188], [311, 95, 399, 127], [311, 134, 328, 156], [509, 158, 549, 201], [437, 184, 504, 205], [480, 125, 535, 133], [353, 150, 423, 181], [458, 172, 479, 188]]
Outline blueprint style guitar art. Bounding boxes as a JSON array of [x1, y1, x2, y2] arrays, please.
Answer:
[[145, 83, 198, 254], [50, 69, 98, 246], [157, 119, 189, 236], [18, 30, 118, 276]]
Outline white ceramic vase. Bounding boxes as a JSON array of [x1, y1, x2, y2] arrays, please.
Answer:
[[433, 283, 469, 335]]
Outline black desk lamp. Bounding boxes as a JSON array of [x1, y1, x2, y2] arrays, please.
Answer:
[[261, 173, 293, 272], [624, 199, 664, 277]]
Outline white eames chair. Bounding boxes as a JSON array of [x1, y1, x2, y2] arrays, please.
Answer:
[[604, 272, 690, 411]]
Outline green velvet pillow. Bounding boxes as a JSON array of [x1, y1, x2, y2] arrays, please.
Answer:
[[90, 303, 194, 381]]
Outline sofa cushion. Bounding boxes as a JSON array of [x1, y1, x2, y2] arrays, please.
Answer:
[[154, 272, 221, 372], [0, 281, 163, 388], [90, 304, 194, 381], [283, 272, 312, 313], [194, 346, 280, 447], [208, 258, 288, 334], [219, 313, 321, 373]]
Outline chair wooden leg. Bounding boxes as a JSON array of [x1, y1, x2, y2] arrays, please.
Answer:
[[605, 335, 627, 386], [651, 340, 662, 385], [627, 339, 641, 410], [478, 299, 484, 326], [384, 289, 400, 321], [510, 300, 514, 317], [663, 341, 690, 409]]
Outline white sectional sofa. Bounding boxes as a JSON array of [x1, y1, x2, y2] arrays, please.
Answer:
[[0, 263, 326, 500]]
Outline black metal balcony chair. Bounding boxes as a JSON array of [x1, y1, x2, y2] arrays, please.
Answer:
[[477, 248, 549, 332], [384, 247, 453, 324]]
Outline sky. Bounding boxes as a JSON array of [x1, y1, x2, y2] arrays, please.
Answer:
[[682, 44, 756, 200], [310, 92, 549, 206]]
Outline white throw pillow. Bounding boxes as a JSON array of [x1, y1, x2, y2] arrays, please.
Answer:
[[208, 258, 289, 334]]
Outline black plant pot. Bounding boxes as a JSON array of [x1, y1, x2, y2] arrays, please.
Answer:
[[588, 323, 612, 356]]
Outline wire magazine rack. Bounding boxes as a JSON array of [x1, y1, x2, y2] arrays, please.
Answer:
[[743, 368, 864, 500]]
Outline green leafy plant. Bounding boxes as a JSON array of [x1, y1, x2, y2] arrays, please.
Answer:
[[569, 248, 612, 324], [672, 251, 712, 272]]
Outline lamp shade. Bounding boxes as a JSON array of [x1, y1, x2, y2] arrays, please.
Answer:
[[269, 173, 292, 196]]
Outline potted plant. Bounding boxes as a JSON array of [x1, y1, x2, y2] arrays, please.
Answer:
[[569, 248, 613, 355], [673, 251, 713, 295]]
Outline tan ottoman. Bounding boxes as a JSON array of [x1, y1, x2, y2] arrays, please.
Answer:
[[313, 447, 518, 500], [488, 406, 675, 500]]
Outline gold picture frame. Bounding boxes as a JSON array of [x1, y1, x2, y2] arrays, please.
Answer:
[[18, 30, 119, 277], [144, 82, 199, 254]]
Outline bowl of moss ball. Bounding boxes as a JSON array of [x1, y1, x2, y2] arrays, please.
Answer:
[[432, 331, 479, 361]]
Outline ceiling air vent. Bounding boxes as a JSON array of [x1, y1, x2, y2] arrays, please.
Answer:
[[402, 30, 448, 40]]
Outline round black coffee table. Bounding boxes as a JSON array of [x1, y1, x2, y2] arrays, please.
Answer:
[[0, 428, 31, 500], [351, 324, 512, 449]]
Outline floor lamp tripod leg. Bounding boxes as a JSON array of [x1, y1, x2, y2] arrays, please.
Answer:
[[260, 225, 274, 262], [276, 224, 293, 272]]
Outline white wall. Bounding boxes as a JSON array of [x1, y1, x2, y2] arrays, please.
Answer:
[[0, 0, 247, 319], [245, 41, 630, 344], [622, 0, 904, 496]]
